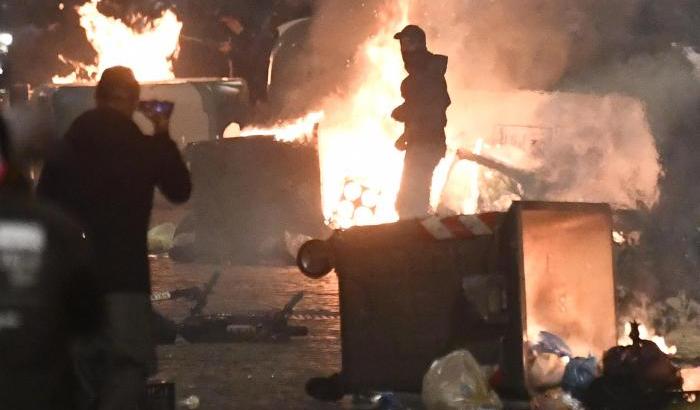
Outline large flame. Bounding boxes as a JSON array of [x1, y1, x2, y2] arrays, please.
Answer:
[[53, 0, 182, 84], [618, 322, 678, 355], [316, 1, 410, 227]]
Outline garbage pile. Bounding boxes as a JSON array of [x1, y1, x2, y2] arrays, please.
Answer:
[[583, 321, 683, 410], [421, 323, 692, 410], [422, 350, 502, 410]]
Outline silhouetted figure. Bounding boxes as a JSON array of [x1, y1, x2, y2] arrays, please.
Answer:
[[392, 25, 451, 219], [0, 116, 101, 410], [37, 66, 191, 410], [219, 6, 278, 105]]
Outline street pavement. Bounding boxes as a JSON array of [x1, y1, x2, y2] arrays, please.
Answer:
[[151, 258, 425, 409]]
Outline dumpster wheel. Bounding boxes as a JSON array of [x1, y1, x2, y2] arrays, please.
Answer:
[[297, 239, 334, 279]]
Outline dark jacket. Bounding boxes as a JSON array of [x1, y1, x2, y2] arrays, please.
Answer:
[[0, 191, 101, 410], [37, 107, 191, 293], [228, 26, 277, 103], [392, 51, 451, 146]]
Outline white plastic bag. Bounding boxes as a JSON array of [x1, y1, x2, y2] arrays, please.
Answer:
[[422, 350, 503, 410], [528, 353, 567, 390]]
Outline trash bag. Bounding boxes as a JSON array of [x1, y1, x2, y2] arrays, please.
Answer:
[[561, 356, 597, 401], [533, 331, 572, 357], [528, 353, 567, 390], [148, 222, 176, 253], [582, 322, 683, 410], [422, 350, 502, 410], [531, 388, 585, 410]]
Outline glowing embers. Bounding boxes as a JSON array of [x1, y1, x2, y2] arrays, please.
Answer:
[[328, 179, 382, 229]]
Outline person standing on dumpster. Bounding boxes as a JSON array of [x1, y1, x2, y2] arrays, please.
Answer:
[[37, 66, 192, 410], [391, 25, 451, 219], [0, 116, 102, 410], [218, 5, 278, 107]]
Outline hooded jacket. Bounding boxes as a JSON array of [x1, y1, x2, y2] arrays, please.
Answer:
[[392, 51, 451, 146]]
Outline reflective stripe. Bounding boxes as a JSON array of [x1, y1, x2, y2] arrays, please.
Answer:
[[419, 213, 497, 240], [458, 214, 492, 235], [419, 215, 454, 240]]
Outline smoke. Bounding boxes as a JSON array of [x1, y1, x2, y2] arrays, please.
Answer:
[[274, 0, 700, 293], [270, 0, 686, 210]]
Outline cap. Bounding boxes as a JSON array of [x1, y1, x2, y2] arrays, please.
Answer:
[[96, 66, 140, 102], [393, 25, 426, 44]]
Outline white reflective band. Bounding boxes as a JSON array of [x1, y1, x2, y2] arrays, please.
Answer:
[[420, 216, 454, 240], [458, 215, 492, 235]]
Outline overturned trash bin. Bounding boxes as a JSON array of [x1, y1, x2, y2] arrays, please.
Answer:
[[299, 201, 617, 401]]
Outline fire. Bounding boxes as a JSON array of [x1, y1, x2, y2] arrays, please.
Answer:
[[237, 111, 324, 143], [53, 0, 182, 84], [316, 0, 410, 227], [618, 322, 678, 355], [681, 367, 700, 392], [224, 0, 491, 228]]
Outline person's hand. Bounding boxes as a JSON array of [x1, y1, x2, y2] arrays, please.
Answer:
[[142, 110, 171, 135], [391, 105, 406, 122], [218, 40, 232, 54], [394, 134, 407, 151], [456, 148, 477, 161]]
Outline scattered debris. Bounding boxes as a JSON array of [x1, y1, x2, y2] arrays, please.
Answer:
[[422, 349, 502, 410], [561, 356, 598, 401], [151, 272, 308, 344], [148, 222, 177, 254], [531, 388, 585, 410], [583, 322, 683, 410]]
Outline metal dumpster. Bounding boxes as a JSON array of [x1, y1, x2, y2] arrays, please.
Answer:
[[190, 136, 325, 263], [36, 78, 249, 147], [298, 201, 616, 400]]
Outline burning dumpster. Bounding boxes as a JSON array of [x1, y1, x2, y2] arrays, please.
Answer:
[[189, 136, 325, 263], [298, 201, 616, 400]]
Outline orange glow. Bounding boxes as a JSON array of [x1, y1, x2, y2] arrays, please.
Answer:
[[316, 0, 410, 227], [462, 138, 484, 214], [682, 367, 700, 392], [237, 111, 324, 143], [618, 322, 677, 355], [224, 0, 491, 228], [52, 0, 182, 84]]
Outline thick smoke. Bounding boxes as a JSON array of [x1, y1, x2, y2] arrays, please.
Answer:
[[275, 0, 700, 295]]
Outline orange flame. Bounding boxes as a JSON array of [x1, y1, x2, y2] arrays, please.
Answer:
[[317, 0, 411, 227], [618, 322, 677, 355], [236, 111, 324, 143], [53, 0, 182, 84], [681, 367, 700, 392]]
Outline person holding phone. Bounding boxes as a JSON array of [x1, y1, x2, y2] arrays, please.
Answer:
[[38, 66, 191, 410]]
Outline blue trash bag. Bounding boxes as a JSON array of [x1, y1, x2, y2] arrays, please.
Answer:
[[533, 331, 573, 357], [561, 356, 598, 400]]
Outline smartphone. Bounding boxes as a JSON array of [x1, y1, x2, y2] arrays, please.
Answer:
[[138, 100, 175, 117]]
